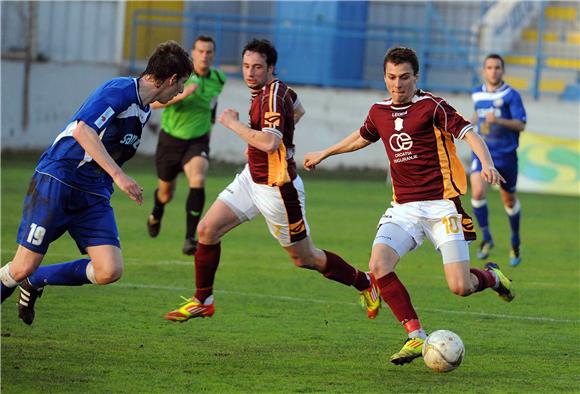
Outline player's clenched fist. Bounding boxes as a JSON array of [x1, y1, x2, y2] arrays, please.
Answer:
[[303, 151, 325, 171], [219, 108, 240, 129]]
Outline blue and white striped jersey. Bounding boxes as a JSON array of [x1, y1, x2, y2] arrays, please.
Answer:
[[471, 82, 526, 157], [36, 77, 150, 199]]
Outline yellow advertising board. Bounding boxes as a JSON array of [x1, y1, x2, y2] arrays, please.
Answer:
[[518, 132, 580, 196], [123, 1, 184, 61]]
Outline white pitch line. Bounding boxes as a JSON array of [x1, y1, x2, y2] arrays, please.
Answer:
[[117, 282, 579, 324]]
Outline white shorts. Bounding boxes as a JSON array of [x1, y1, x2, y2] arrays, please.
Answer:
[[218, 165, 310, 247], [373, 199, 475, 261]]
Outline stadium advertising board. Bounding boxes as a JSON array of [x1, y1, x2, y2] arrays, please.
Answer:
[[518, 132, 580, 196]]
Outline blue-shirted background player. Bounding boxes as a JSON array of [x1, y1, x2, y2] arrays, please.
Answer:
[[0, 40, 193, 325], [470, 54, 526, 267]]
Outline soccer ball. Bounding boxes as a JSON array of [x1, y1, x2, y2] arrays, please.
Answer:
[[422, 330, 465, 372]]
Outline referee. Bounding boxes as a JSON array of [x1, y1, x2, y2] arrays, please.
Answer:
[[148, 35, 226, 255]]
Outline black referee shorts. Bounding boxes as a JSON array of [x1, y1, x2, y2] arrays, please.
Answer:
[[155, 129, 210, 182]]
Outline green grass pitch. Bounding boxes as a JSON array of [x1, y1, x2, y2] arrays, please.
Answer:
[[1, 152, 579, 393]]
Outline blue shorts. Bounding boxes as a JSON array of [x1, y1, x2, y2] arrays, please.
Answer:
[[16, 172, 120, 254], [470, 152, 518, 193]]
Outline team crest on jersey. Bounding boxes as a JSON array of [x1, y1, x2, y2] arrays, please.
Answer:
[[264, 111, 281, 128], [394, 117, 404, 131], [494, 98, 504, 107]]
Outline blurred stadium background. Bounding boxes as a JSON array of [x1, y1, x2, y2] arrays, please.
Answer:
[[2, 0, 579, 196]]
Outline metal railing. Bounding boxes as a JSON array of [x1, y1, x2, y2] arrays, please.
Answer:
[[129, 9, 481, 93], [126, 3, 579, 98]]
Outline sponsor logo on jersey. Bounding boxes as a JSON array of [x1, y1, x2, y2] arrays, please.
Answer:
[[390, 132, 418, 163], [389, 132, 413, 152], [120, 133, 141, 150], [264, 111, 281, 128], [476, 107, 501, 118], [94, 106, 115, 129]]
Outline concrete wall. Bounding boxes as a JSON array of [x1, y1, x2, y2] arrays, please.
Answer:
[[2, 2, 122, 63], [2, 61, 579, 171]]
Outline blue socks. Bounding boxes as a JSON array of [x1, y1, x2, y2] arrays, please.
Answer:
[[1, 283, 16, 303], [471, 199, 492, 243], [505, 200, 521, 249], [472, 198, 521, 249], [28, 258, 91, 289]]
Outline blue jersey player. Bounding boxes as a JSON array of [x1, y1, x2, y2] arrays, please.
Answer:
[[0, 40, 192, 325], [470, 54, 526, 267]]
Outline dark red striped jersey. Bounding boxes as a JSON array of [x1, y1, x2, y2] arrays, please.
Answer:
[[359, 90, 473, 204], [247, 79, 299, 186]]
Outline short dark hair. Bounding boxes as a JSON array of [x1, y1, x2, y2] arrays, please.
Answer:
[[383, 47, 419, 75], [242, 38, 277, 67], [142, 40, 192, 81], [193, 35, 215, 50], [484, 53, 505, 69]]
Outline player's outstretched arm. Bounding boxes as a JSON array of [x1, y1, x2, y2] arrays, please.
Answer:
[[462, 129, 505, 186], [303, 130, 371, 171], [219, 108, 281, 154], [72, 121, 143, 205]]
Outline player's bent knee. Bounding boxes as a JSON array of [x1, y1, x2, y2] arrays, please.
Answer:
[[368, 253, 398, 278], [196, 220, 217, 243], [92, 264, 123, 285], [189, 175, 206, 188], [287, 246, 323, 270], [448, 282, 474, 297], [450, 286, 469, 297], [369, 258, 393, 276], [10, 263, 38, 282], [295, 259, 317, 270], [471, 190, 485, 200], [292, 254, 318, 270], [157, 190, 174, 204]]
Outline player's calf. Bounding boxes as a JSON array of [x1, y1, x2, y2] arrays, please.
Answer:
[[91, 263, 123, 285]]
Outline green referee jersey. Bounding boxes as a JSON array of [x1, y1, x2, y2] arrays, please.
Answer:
[[161, 67, 226, 140]]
